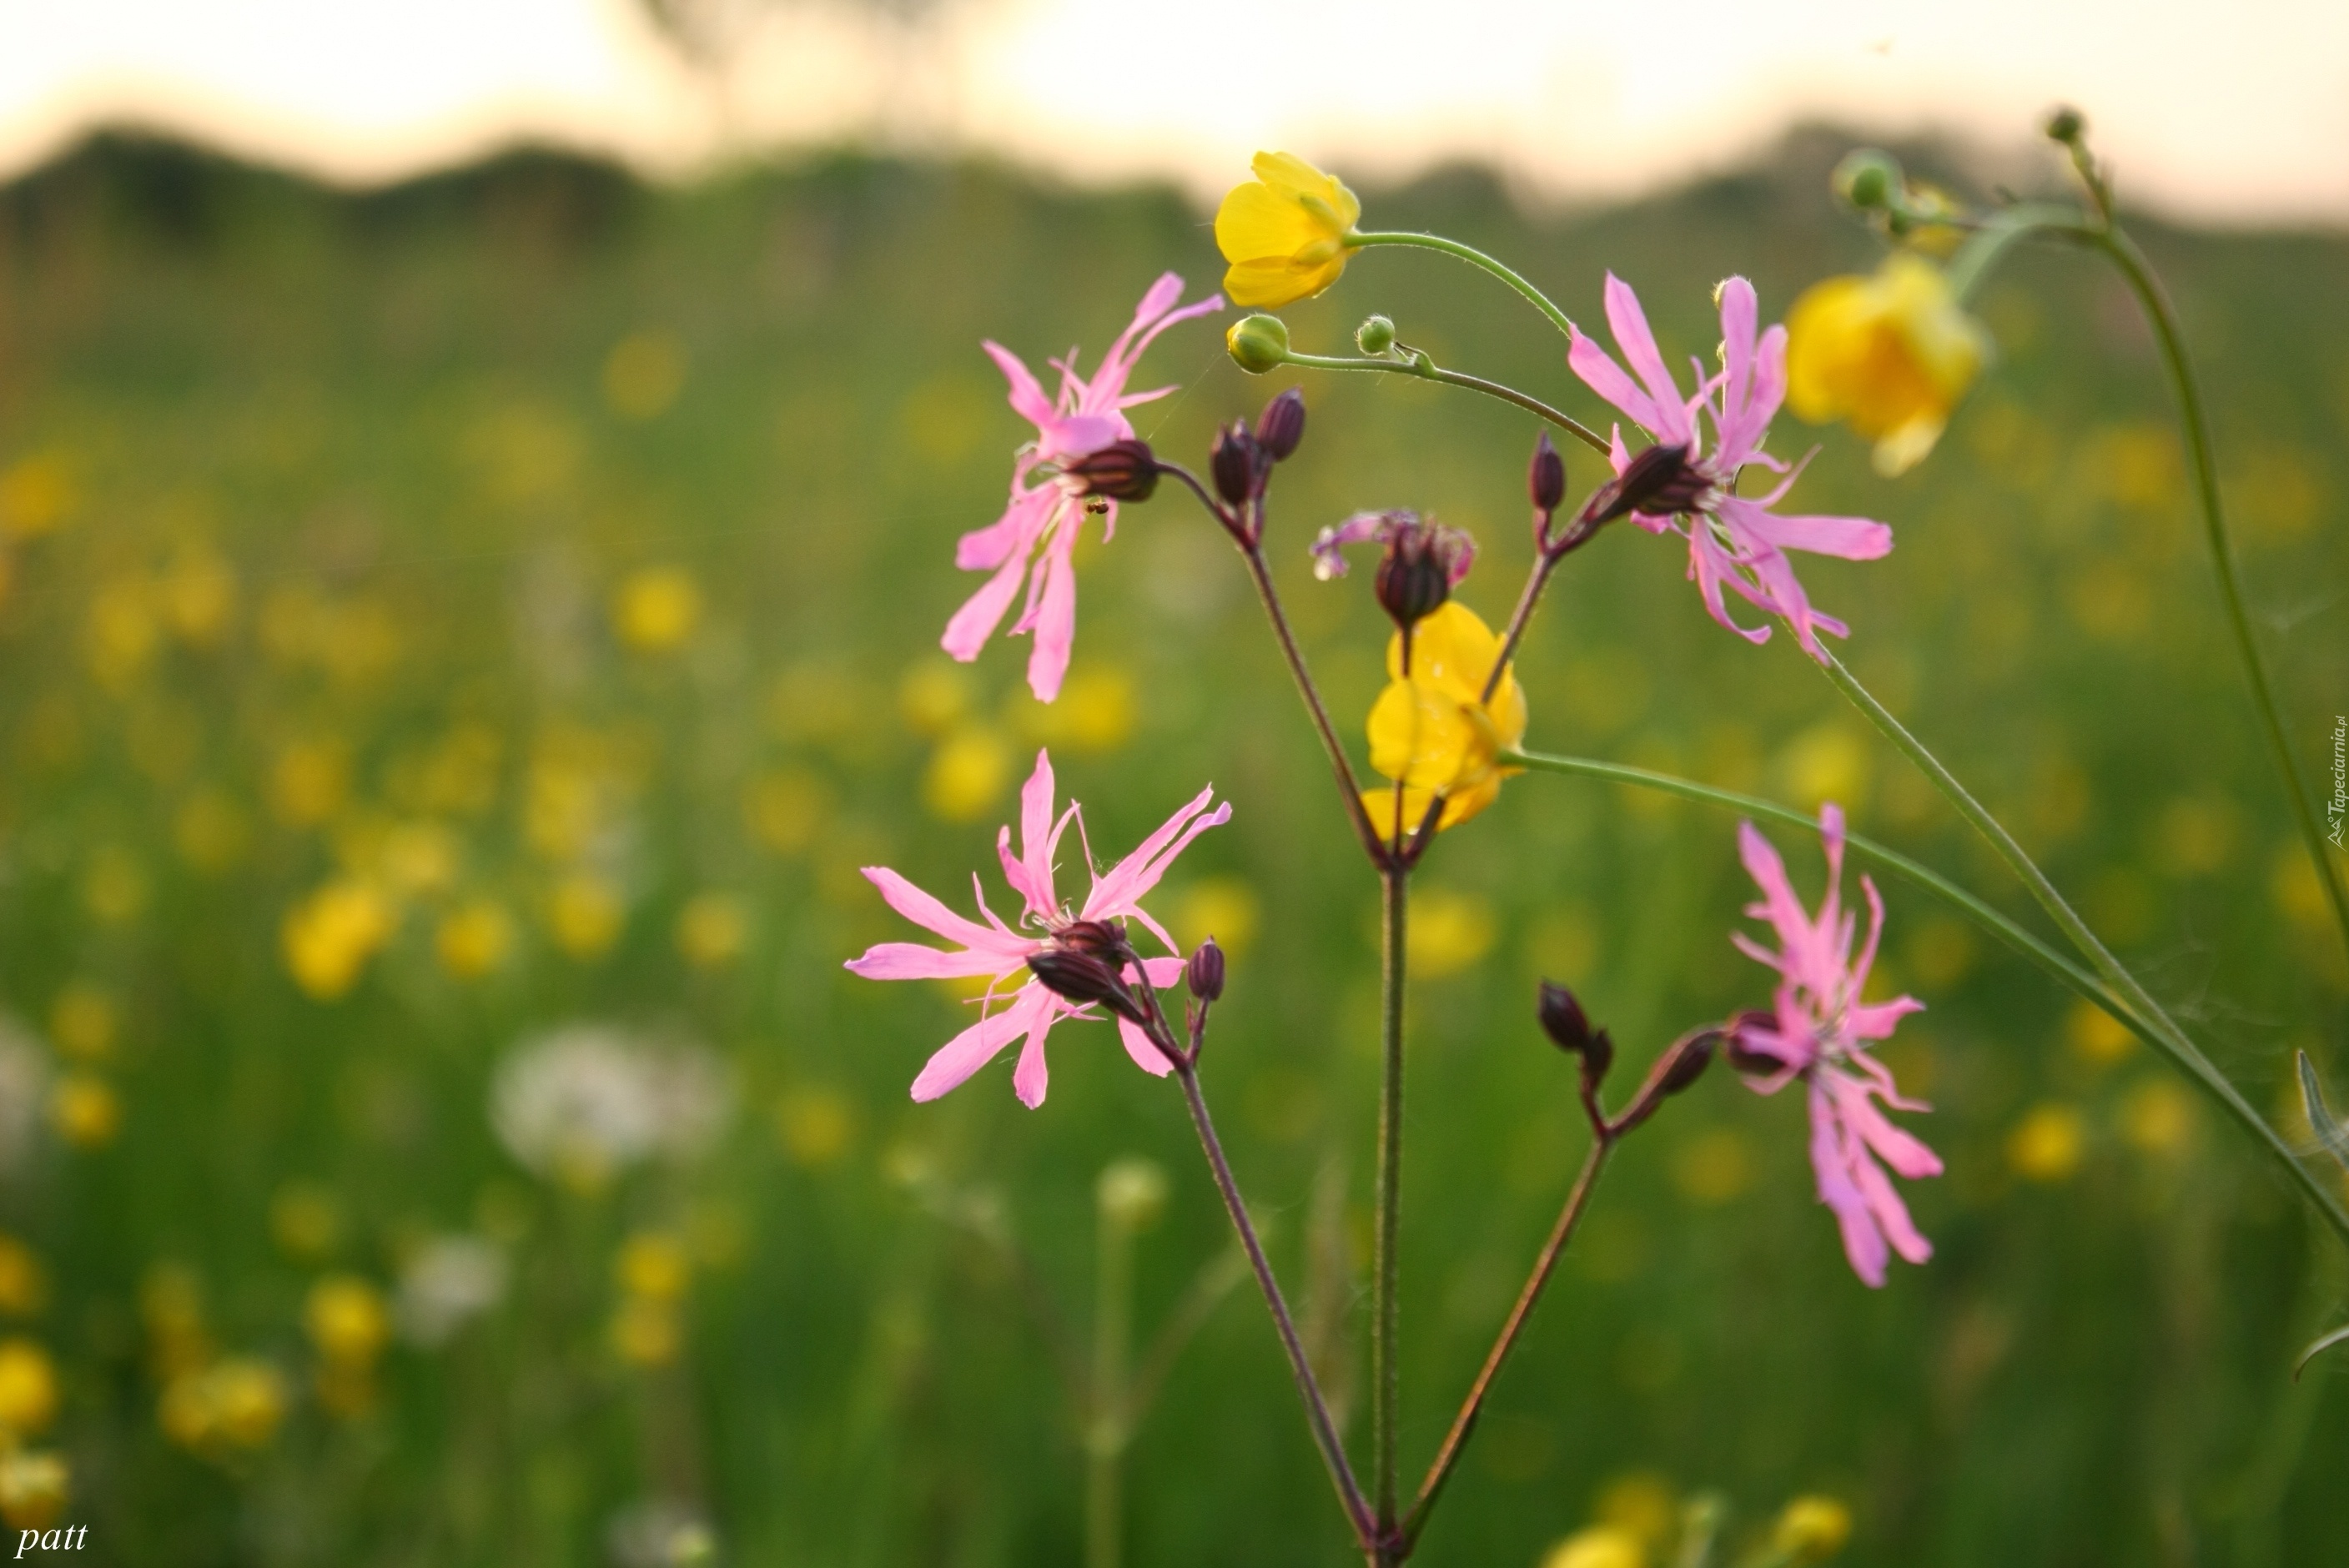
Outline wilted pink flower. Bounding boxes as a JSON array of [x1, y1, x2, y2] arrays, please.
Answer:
[[1568, 274, 1891, 661], [845, 750, 1230, 1108], [944, 274, 1223, 701], [1728, 805, 1938, 1288]]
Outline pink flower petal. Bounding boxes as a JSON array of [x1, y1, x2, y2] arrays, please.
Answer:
[[1022, 528, 1079, 703], [845, 942, 1023, 983], [1602, 274, 1693, 446], [858, 867, 1025, 957], [1809, 1080, 1889, 1288], [943, 544, 1040, 663], [912, 986, 1050, 1102], [1118, 1016, 1174, 1076], [1084, 791, 1230, 918], [983, 340, 1056, 430]]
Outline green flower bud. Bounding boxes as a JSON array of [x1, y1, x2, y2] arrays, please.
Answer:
[[1355, 314, 1396, 354], [1832, 148, 1903, 212], [1225, 314, 1291, 375], [2043, 104, 2085, 144]]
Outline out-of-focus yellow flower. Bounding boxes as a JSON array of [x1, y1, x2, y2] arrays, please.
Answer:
[[2065, 998, 2135, 1065], [774, 1087, 856, 1169], [604, 330, 687, 420], [159, 1358, 287, 1453], [271, 738, 350, 827], [743, 766, 830, 855], [48, 984, 115, 1063], [897, 659, 972, 737], [1672, 1128, 1755, 1205], [0, 1341, 58, 1435], [282, 882, 393, 1000], [2121, 1078, 2198, 1158], [1775, 721, 1872, 814], [1361, 603, 1526, 834], [0, 1449, 68, 1531], [1540, 1525, 1644, 1568], [269, 1183, 343, 1262], [0, 1238, 44, 1318], [546, 874, 625, 960], [375, 819, 460, 896], [1786, 254, 1991, 476], [80, 846, 147, 926], [1406, 887, 1496, 980], [612, 566, 701, 652], [1772, 1495, 1854, 1562], [84, 577, 158, 690], [0, 453, 77, 539], [675, 893, 747, 970], [1171, 877, 1261, 959], [158, 542, 238, 646], [174, 788, 252, 874], [1016, 666, 1136, 753], [49, 1076, 119, 1148], [2007, 1103, 2086, 1184], [1592, 1471, 1677, 1546], [616, 1233, 690, 1303], [923, 725, 1012, 822], [304, 1276, 390, 1367], [611, 1298, 680, 1367], [1214, 152, 1361, 308], [141, 1265, 212, 1381], [436, 899, 515, 978]]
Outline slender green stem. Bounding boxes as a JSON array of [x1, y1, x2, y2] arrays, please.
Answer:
[[1371, 866, 1407, 1545], [1501, 746, 2148, 1036], [1279, 349, 1611, 456], [2089, 225, 2349, 967], [1818, 653, 2349, 1246], [1405, 1136, 1611, 1550], [1348, 230, 1577, 342], [1943, 203, 2090, 301]]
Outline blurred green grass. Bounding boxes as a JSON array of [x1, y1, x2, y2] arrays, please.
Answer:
[[0, 129, 2342, 1565]]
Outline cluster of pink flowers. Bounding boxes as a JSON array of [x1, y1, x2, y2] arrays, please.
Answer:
[[861, 265, 1938, 1290]]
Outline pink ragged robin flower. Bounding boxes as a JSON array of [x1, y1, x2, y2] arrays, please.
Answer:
[[844, 750, 1229, 1108], [1727, 805, 1939, 1288], [1568, 274, 1892, 661], [943, 274, 1223, 702]]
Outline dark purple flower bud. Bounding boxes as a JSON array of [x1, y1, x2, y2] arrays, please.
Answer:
[[1527, 431, 1566, 515], [1185, 937, 1225, 1004], [1654, 1029, 1717, 1097], [1376, 529, 1451, 633], [1585, 442, 1708, 525], [1210, 421, 1266, 508], [1056, 918, 1129, 960], [1027, 947, 1149, 1026], [1255, 387, 1307, 461], [1061, 439, 1159, 502], [1537, 979, 1613, 1088]]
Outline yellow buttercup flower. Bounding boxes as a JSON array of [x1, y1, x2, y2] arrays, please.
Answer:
[[303, 1276, 390, 1368], [1214, 152, 1361, 308], [1785, 254, 1990, 476], [1361, 602, 1526, 834]]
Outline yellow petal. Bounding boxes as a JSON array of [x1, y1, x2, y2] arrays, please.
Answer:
[[1248, 152, 1361, 230], [1223, 256, 1344, 309], [1215, 180, 1325, 267]]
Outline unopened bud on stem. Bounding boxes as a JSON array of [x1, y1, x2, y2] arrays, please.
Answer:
[[1832, 148, 1904, 212], [1527, 431, 1565, 515], [1255, 387, 1307, 460], [1537, 979, 1613, 1088], [1226, 314, 1290, 374], [2043, 105, 2085, 144], [1185, 937, 1225, 1004], [1356, 314, 1396, 354], [1376, 528, 1452, 634], [1210, 421, 1266, 508]]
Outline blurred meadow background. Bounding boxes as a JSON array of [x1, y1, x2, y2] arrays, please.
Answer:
[[0, 117, 2344, 1568]]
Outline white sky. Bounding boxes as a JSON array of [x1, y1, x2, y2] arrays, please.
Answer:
[[0, 0, 2343, 222]]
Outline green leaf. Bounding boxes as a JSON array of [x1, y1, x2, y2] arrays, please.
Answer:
[[2298, 1052, 2349, 1172], [2293, 1321, 2349, 1382]]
